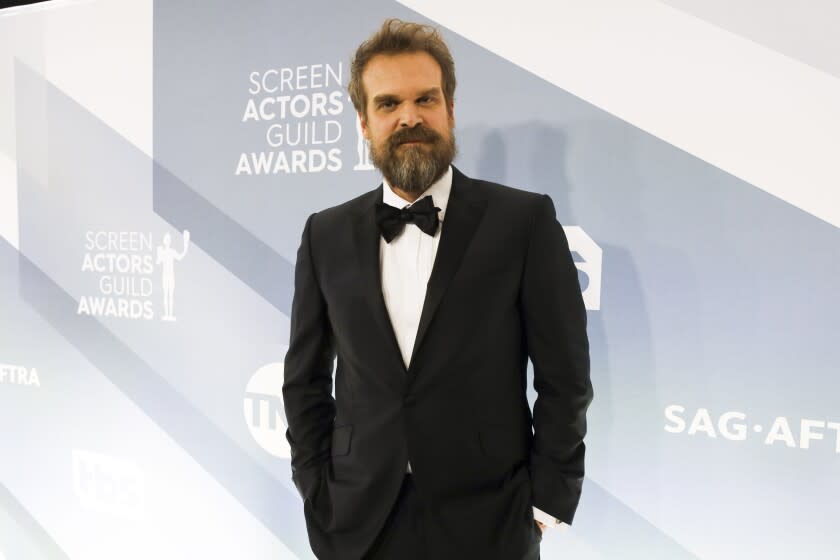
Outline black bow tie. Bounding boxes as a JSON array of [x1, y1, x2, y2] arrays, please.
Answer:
[[375, 195, 441, 243]]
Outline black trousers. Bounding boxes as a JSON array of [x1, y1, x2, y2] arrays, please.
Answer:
[[362, 474, 540, 560]]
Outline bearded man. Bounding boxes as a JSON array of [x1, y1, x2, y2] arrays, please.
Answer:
[[282, 18, 592, 560]]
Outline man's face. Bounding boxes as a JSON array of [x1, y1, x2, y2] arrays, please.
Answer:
[[359, 51, 456, 194]]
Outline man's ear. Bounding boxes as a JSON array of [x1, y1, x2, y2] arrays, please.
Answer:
[[358, 111, 370, 139]]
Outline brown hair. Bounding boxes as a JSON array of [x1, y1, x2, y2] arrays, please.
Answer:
[[348, 18, 456, 119]]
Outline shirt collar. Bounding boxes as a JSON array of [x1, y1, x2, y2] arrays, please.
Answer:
[[381, 165, 452, 222]]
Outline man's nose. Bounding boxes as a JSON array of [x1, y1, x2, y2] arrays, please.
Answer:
[[398, 104, 422, 128]]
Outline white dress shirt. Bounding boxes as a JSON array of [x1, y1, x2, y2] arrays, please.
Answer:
[[378, 166, 568, 532]]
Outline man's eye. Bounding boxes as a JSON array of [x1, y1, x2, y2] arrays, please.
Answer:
[[380, 101, 396, 109]]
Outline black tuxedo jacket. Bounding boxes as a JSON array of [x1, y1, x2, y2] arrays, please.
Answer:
[[282, 166, 592, 560]]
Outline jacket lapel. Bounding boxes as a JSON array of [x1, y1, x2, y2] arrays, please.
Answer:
[[408, 167, 486, 372], [351, 166, 487, 382]]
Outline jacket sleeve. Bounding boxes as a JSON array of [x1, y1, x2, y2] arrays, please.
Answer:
[[282, 212, 337, 499], [520, 194, 593, 525]]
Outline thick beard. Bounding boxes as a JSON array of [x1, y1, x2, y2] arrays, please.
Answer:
[[369, 124, 457, 194]]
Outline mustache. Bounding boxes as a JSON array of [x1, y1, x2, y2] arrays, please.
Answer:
[[388, 125, 443, 149]]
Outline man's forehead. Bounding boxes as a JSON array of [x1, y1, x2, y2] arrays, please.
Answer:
[[362, 52, 442, 84]]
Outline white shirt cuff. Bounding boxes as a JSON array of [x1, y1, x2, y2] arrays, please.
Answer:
[[532, 506, 570, 533]]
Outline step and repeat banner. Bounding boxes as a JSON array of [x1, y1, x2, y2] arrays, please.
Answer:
[[2, 0, 839, 559]]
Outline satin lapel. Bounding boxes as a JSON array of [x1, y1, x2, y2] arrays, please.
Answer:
[[352, 187, 409, 387], [408, 168, 487, 373]]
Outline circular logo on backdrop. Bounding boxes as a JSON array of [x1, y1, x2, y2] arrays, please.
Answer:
[[244, 362, 290, 458]]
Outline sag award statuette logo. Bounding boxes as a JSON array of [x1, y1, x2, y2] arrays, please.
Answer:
[[78, 229, 190, 321], [156, 230, 190, 321]]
